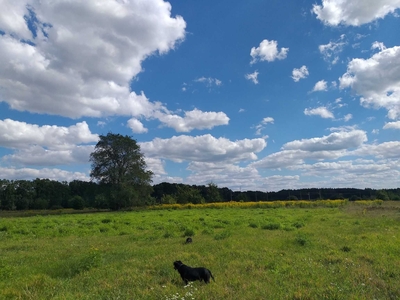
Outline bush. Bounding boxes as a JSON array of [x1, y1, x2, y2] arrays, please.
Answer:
[[295, 235, 309, 246], [249, 222, 258, 228], [292, 221, 304, 229], [341, 246, 351, 252], [32, 198, 49, 210], [161, 194, 176, 204], [69, 196, 85, 210], [94, 194, 109, 209], [261, 223, 281, 230], [214, 230, 231, 240], [15, 197, 29, 210], [183, 227, 195, 237]]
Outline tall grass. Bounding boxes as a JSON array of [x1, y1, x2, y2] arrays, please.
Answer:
[[149, 199, 347, 210], [0, 201, 399, 299]]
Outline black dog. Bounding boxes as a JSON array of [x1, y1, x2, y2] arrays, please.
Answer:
[[173, 260, 215, 285], [185, 237, 193, 244]]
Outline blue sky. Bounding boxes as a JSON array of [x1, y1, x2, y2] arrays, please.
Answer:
[[0, 0, 400, 191]]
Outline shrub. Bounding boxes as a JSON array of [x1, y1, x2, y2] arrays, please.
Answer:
[[261, 223, 281, 230], [214, 230, 231, 240], [249, 222, 258, 228], [161, 194, 176, 204], [341, 246, 351, 252], [292, 221, 304, 229], [295, 235, 309, 246], [163, 231, 174, 238], [69, 196, 85, 210], [183, 227, 195, 237]]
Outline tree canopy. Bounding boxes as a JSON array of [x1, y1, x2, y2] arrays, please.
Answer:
[[89, 133, 153, 208]]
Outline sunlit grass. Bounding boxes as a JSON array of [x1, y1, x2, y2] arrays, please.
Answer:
[[0, 201, 399, 299], [149, 199, 347, 210]]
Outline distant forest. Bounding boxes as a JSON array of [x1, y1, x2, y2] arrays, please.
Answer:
[[1, 178, 399, 211]]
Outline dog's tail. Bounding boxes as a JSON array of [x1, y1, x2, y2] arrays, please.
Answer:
[[210, 270, 215, 282]]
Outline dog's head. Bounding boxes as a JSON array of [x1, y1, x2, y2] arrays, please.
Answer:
[[173, 260, 184, 270]]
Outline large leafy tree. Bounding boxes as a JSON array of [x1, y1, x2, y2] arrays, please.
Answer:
[[90, 133, 153, 208]]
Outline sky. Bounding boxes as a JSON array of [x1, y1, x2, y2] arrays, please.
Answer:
[[0, 0, 400, 192]]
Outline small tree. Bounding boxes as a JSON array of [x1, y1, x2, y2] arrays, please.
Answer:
[[376, 190, 389, 201], [175, 185, 205, 204], [206, 182, 222, 203], [89, 133, 153, 209], [69, 195, 85, 210], [161, 194, 177, 204]]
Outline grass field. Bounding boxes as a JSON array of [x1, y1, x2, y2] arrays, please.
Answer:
[[0, 201, 399, 299]]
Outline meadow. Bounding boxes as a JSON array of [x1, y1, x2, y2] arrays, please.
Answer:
[[0, 200, 399, 299]]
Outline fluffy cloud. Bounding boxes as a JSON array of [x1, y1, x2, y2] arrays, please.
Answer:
[[292, 65, 309, 82], [251, 129, 368, 170], [245, 71, 259, 84], [260, 175, 300, 192], [352, 141, 400, 159], [186, 162, 262, 191], [339, 46, 400, 119], [127, 118, 148, 134], [250, 39, 289, 64], [313, 0, 400, 26], [0, 119, 98, 149], [140, 134, 266, 163], [144, 157, 167, 176], [312, 80, 328, 92], [383, 121, 400, 129], [251, 149, 346, 170], [283, 130, 367, 151], [0, 0, 186, 118], [156, 109, 229, 132], [261, 117, 274, 124], [304, 107, 334, 119], [0, 167, 89, 182], [3, 145, 94, 166]]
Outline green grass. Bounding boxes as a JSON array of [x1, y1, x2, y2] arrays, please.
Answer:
[[0, 202, 399, 299]]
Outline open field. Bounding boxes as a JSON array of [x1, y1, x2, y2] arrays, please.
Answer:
[[1, 201, 399, 299]]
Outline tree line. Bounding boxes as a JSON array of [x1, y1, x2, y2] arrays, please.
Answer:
[[1, 179, 399, 211], [1, 132, 399, 211]]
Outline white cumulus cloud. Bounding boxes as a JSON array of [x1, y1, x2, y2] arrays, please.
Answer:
[[156, 109, 230, 132], [313, 0, 400, 26], [283, 130, 367, 151], [312, 80, 328, 92], [304, 107, 334, 119], [383, 121, 400, 129], [0, 0, 186, 118], [140, 134, 266, 163], [127, 118, 148, 134], [0, 119, 98, 149], [339, 46, 400, 120], [292, 65, 309, 82], [250, 39, 289, 64]]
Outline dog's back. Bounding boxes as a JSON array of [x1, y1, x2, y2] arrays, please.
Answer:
[[195, 267, 215, 283], [173, 260, 215, 284]]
